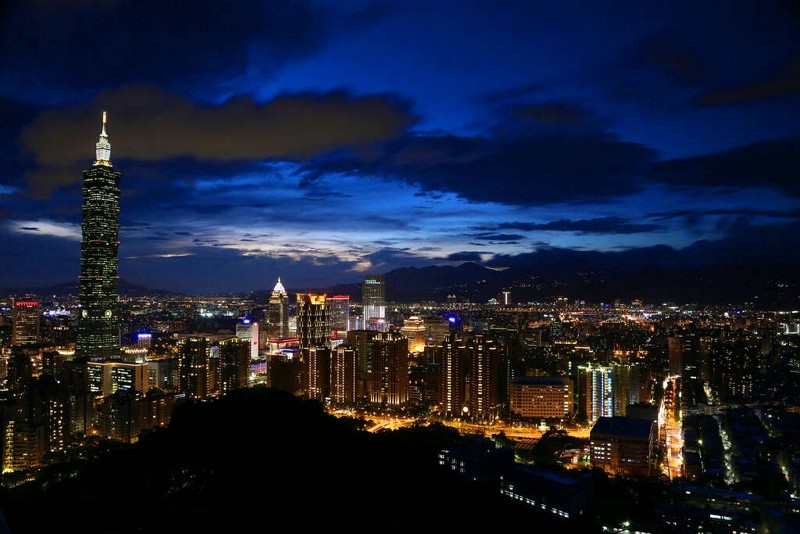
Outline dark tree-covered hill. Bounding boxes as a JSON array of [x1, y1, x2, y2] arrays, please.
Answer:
[[0, 386, 575, 533]]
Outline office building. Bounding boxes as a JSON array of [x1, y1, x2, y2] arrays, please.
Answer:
[[296, 294, 329, 350], [296, 294, 330, 401], [401, 316, 427, 354], [576, 363, 616, 424], [235, 318, 259, 360], [267, 278, 290, 340], [76, 112, 122, 360], [510, 376, 574, 420], [11, 296, 40, 345], [87, 361, 149, 397], [590, 416, 656, 477], [362, 275, 386, 331], [327, 295, 350, 340]]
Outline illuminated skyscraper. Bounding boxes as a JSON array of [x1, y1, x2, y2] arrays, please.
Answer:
[[297, 294, 330, 400], [369, 332, 409, 407], [439, 333, 466, 417], [267, 277, 290, 339], [217, 337, 251, 394], [178, 337, 210, 400], [330, 344, 357, 405], [400, 316, 426, 354], [76, 112, 121, 360], [466, 335, 499, 421], [296, 294, 329, 350], [11, 296, 40, 345], [327, 295, 350, 340], [361, 274, 386, 331], [576, 363, 618, 424], [235, 318, 259, 360]]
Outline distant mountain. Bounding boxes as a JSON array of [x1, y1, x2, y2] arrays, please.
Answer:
[[303, 260, 800, 308], [1, 279, 182, 299]]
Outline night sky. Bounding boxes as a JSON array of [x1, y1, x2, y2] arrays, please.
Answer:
[[1, 1, 799, 294]]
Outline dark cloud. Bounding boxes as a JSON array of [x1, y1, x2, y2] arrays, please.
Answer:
[[19, 227, 39, 231], [479, 83, 545, 104], [468, 233, 525, 241], [483, 217, 661, 235], [695, 55, 800, 106], [649, 208, 800, 221], [511, 102, 600, 129], [620, 31, 709, 87], [0, 0, 334, 104], [305, 129, 656, 206], [20, 86, 415, 196], [652, 139, 800, 196], [121, 245, 364, 294]]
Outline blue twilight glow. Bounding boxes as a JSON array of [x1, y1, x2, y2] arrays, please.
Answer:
[[0, 1, 798, 293]]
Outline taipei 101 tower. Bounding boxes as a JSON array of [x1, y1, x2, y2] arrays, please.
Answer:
[[76, 112, 122, 360]]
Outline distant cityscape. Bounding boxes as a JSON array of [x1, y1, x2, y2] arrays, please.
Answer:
[[1, 115, 800, 533]]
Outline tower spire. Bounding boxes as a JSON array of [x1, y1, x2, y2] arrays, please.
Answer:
[[95, 110, 112, 166]]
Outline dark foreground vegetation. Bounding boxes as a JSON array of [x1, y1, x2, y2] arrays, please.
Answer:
[[0, 386, 583, 533]]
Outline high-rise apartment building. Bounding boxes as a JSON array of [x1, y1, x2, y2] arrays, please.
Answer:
[[76, 112, 121, 360], [439, 333, 465, 417], [576, 363, 614, 424], [11, 296, 40, 345], [361, 275, 386, 331], [346, 329, 379, 401], [369, 332, 409, 407], [178, 337, 210, 400], [217, 337, 251, 394], [330, 345, 357, 405], [466, 335, 498, 421]]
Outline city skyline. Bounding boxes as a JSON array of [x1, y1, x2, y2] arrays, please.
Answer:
[[1, 1, 799, 294]]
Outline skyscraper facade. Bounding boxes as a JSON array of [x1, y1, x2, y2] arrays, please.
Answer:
[[577, 363, 615, 424], [296, 294, 330, 400], [369, 332, 409, 407], [178, 337, 210, 400], [327, 295, 350, 340], [330, 344, 357, 405], [11, 296, 40, 345], [466, 335, 498, 421], [76, 112, 121, 360], [267, 277, 289, 340], [439, 333, 465, 417], [361, 275, 386, 331]]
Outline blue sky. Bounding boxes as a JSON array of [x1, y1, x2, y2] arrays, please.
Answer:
[[1, 0, 799, 294]]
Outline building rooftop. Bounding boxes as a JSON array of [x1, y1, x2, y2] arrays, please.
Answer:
[[591, 416, 653, 438]]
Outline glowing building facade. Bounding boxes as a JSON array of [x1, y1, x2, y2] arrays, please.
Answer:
[[76, 112, 121, 360], [361, 275, 386, 331], [11, 296, 40, 345], [267, 278, 289, 340]]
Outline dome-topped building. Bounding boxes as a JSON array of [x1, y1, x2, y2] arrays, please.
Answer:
[[267, 277, 289, 339]]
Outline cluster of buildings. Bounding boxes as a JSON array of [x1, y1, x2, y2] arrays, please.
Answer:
[[1, 114, 799, 531]]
